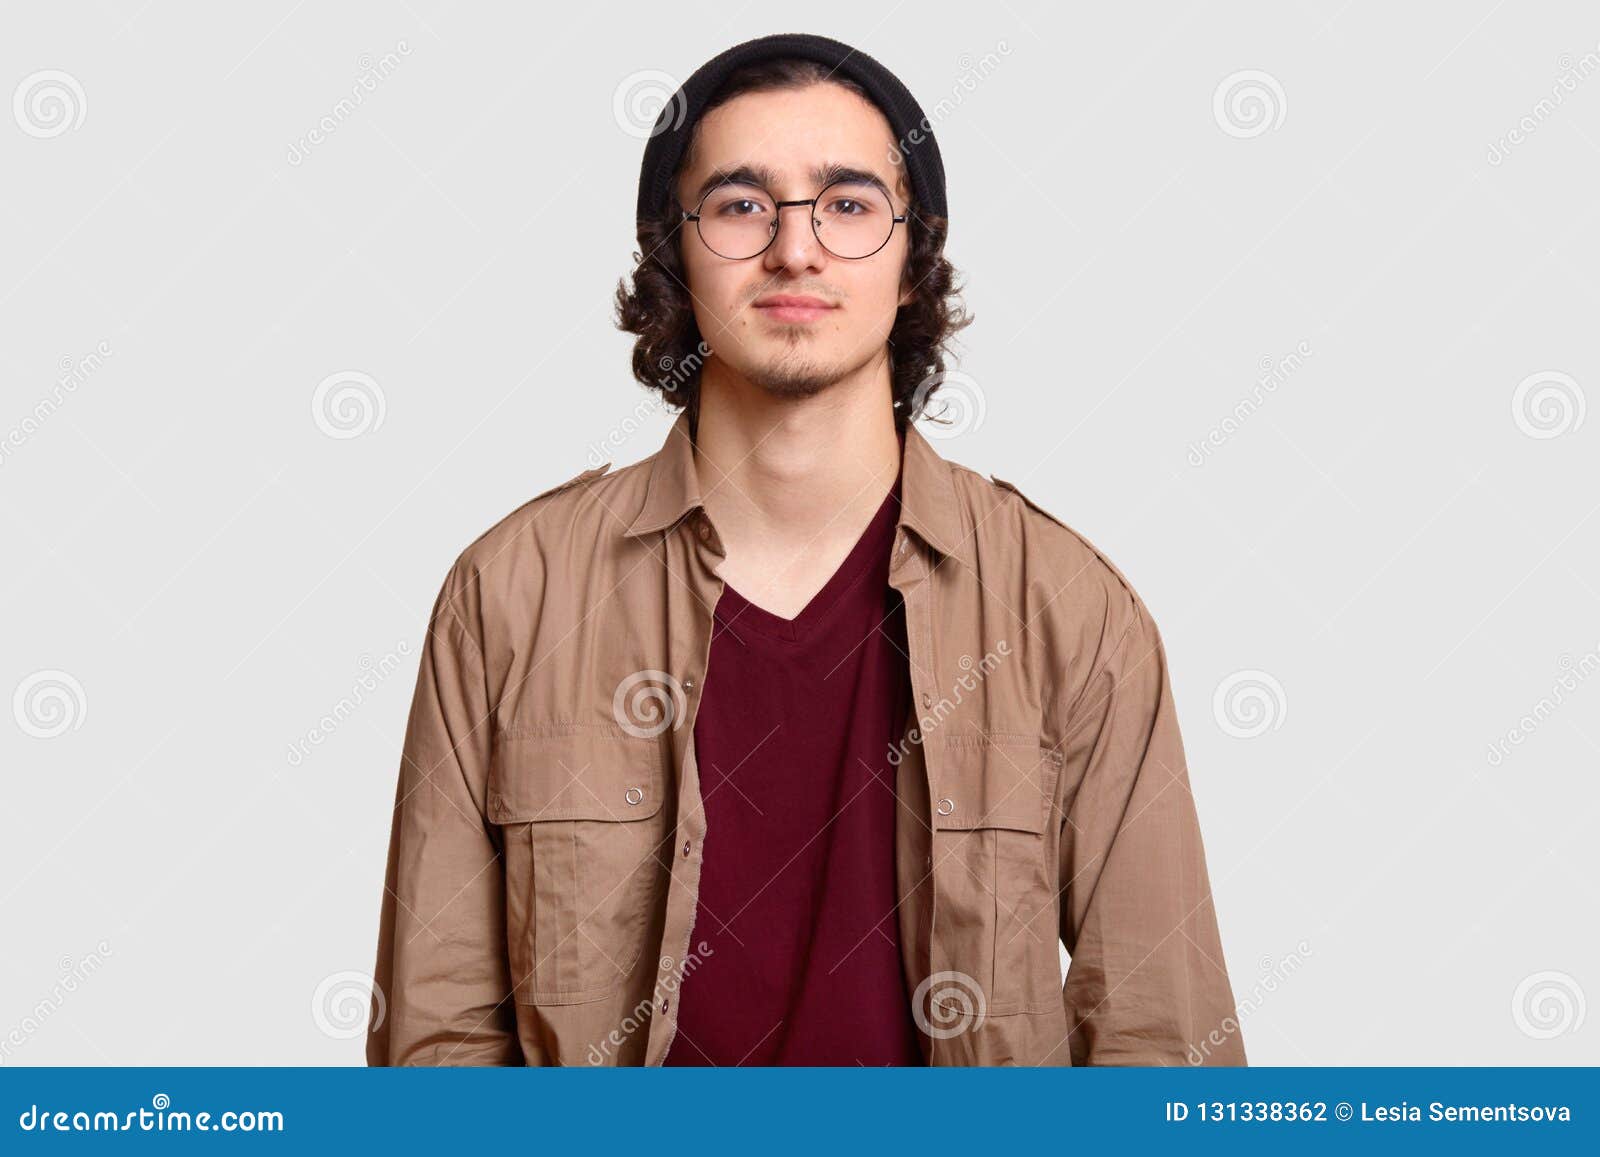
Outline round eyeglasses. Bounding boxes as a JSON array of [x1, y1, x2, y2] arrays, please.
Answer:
[[683, 179, 908, 261]]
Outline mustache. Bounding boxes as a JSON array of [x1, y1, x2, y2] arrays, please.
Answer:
[[743, 275, 841, 307]]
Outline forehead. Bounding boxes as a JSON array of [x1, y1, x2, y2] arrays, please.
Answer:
[[678, 82, 907, 197]]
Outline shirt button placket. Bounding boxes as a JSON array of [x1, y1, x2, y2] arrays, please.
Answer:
[[679, 675, 697, 861]]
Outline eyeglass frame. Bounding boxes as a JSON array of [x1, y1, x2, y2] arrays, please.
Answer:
[[680, 179, 909, 261]]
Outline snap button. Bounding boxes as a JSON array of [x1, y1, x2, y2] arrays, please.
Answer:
[[683, 678, 694, 692], [936, 797, 954, 816], [682, 839, 691, 856], [625, 786, 644, 805], [921, 691, 932, 707]]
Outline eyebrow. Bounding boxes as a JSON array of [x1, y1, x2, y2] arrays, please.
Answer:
[[689, 161, 899, 206]]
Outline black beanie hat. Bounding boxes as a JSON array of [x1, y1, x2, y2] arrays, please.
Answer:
[[635, 32, 948, 226]]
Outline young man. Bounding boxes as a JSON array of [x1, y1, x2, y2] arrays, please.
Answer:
[[367, 33, 1245, 1067]]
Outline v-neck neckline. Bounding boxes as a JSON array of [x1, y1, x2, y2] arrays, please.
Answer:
[[714, 479, 901, 643]]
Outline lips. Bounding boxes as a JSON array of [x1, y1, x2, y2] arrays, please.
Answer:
[[753, 294, 836, 324]]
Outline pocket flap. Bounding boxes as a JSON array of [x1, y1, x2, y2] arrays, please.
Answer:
[[489, 725, 666, 823], [931, 737, 1059, 833]]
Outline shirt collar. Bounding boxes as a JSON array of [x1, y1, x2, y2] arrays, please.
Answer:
[[622, 410, 972, 568]]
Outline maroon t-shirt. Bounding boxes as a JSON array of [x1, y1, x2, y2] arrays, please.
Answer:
[[663, 462, 924, 1066]]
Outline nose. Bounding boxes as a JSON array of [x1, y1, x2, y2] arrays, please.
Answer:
[[762, 201, 827, 275]]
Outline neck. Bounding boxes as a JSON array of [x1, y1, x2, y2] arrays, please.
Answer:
[[691, 349, 903, 555]]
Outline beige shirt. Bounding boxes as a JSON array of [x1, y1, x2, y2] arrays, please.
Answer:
[[366, 411, 1246, 1067]]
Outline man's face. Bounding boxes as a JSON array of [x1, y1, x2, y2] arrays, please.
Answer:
[[674, 82, 913, 401]]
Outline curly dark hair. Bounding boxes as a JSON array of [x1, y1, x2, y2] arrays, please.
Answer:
[[613, 57, 972, 435]]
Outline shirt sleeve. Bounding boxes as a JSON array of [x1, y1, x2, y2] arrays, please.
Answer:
[[366, 564, 522, 1066], [1056, 592, 1246, 1066]]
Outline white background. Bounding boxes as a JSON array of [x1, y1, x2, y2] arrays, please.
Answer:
[[2, 1, 1596, 1064]]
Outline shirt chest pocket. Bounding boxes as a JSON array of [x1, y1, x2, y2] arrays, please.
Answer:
[[929, 738, 1063, 1020], [488, 728, 672, 1006]]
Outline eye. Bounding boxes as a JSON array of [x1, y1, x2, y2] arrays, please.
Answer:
[[706, 187, 772, 219], [818, 183, 885, 218]]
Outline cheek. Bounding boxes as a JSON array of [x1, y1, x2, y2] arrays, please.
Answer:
[[845, 263, 907, 332], [683, 250, 742, 328]]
